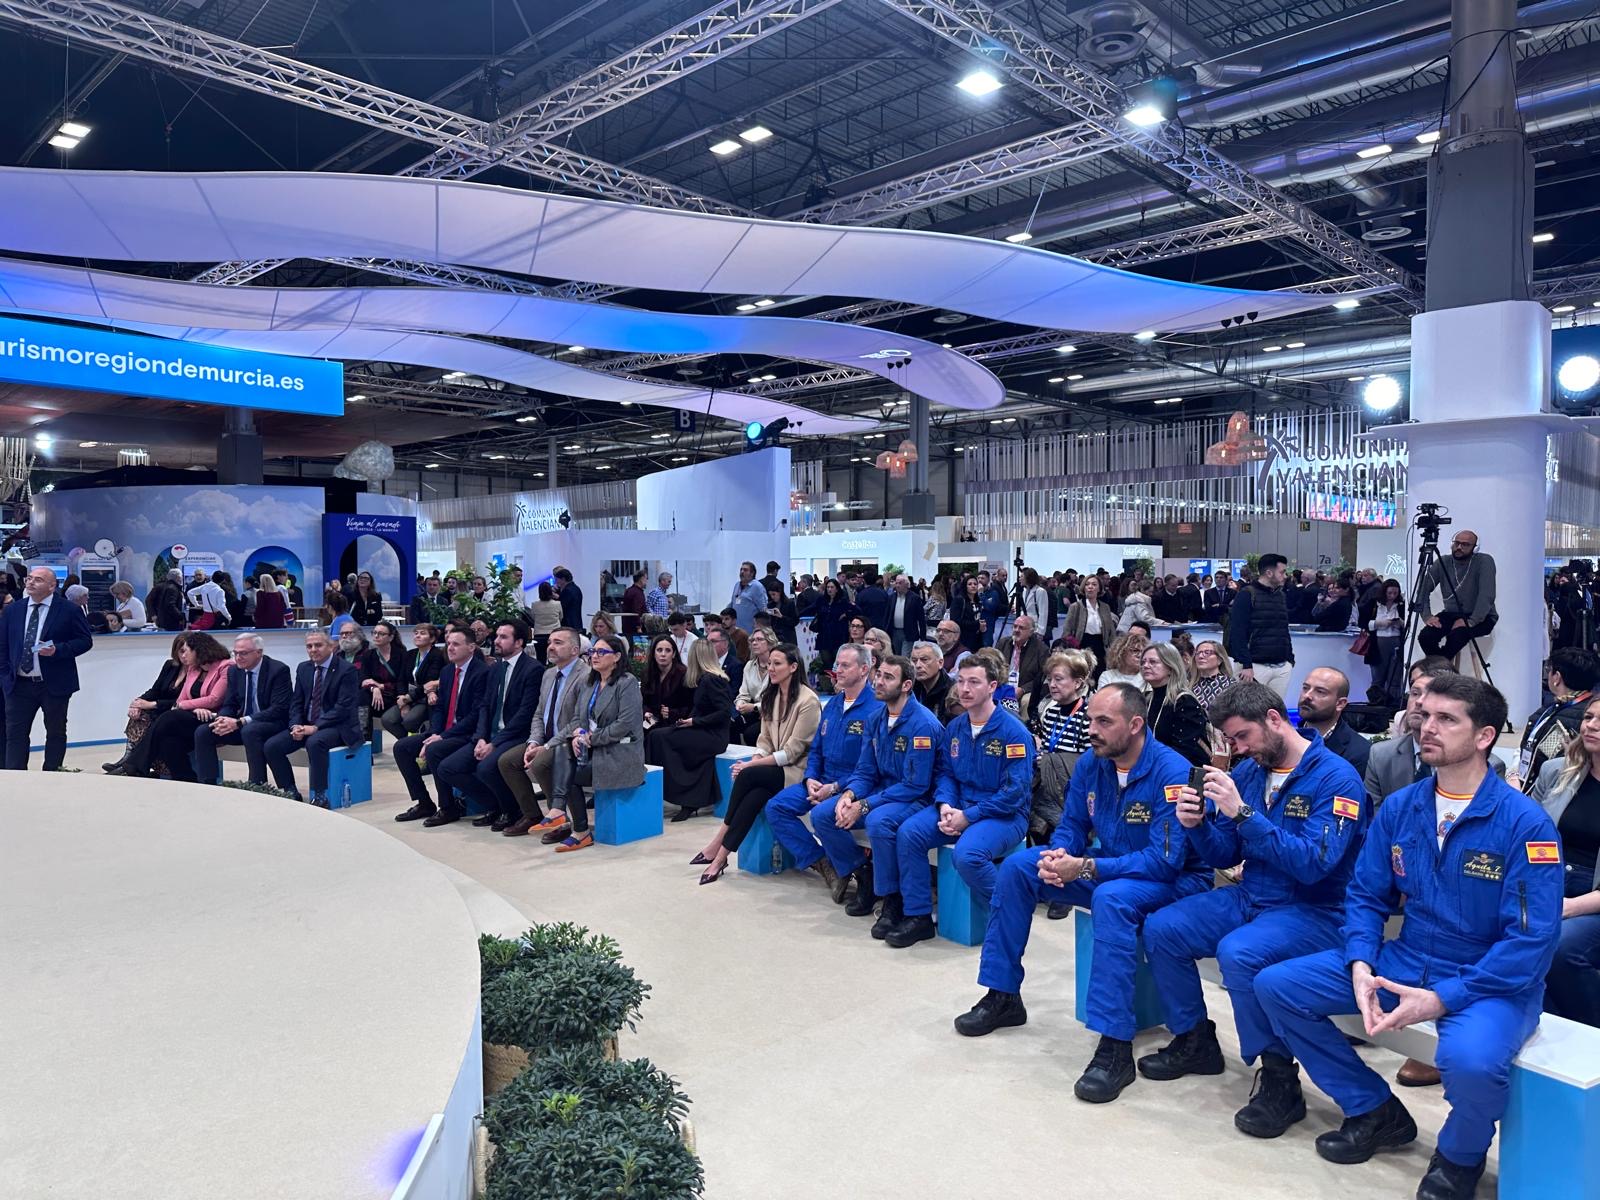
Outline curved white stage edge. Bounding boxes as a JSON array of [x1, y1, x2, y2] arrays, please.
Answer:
[[0, 775, 514, 1200]]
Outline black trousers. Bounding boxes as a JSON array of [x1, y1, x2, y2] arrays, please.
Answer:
[[193, 719, 283, 785], [146, 708, 206, 782], [722, 763, 785, 852], [3, 675, 71, 770], [1418, 613, 1497, 662], [394, 731, 468, 809]]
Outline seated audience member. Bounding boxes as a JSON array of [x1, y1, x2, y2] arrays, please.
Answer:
[[357, 620, 408, 734], [193, 633, 294, 786], [123, 632, 231, 781], [953, 684, 1207, 1103], [765, 644, 883, 897], [1254, 676, 1561, 1200], [109, 581, 147, 629], [846, 615, 870, 652], [383, 624, 445, 738], [409, 575, 443, 625], [641, 634, 693, 762], [1099, 632, 1147, 690], [1030, 649, 1097, 857], [705, 623, 744, 701], [658, 638, 734, 821], [1518, 647, 1600, 791], [882, 654, 1036, 949], [934, 620, 971, 678], [1140, 643, 1211, 768], [1297, 666, 1371, 775], [542, 634, 646, 853], [1528, 696, 1600, 1028], [1190, 640, 1236, 711], [393, 628, 487, 825], [692, 644, 821, 885], [590, 610, 618, 642], [1139, 683, 1366, 1128], [730, 628, 772, 746], [469, 617, 493, 649], [262, 630, 365, 806], [501, 627, 590, 839], [666, 610, 698, 662], [996, 614, 1048, 720], [815, 653, 946, 927], [252, 573, 291, 629], [349, 571, 384, 627], [436, 620, 542, 832], [910, 639, 955, 717], [718, 608, 752, 663], [863, 626, 892, 667], [102, 634, 186, 774]]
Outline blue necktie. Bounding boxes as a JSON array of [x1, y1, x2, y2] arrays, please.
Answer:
[[19, 602, 42, 675]]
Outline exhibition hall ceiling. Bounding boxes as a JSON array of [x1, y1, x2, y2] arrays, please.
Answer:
[[0, 0, 1597, 484]]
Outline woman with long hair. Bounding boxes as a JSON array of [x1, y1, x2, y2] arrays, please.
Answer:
[[126, 632, 231, 781], [948, 574, 985, 651], [809, 577, 858, 669], [527, 579, 562, 661], [590, 610, 618, 642], [925, 577, 949, 624], [1099, 631, 1148, 690], [350, 570, 384, 626], [1361, 577, 1406, 702], [1139, 642, 1211, 767], [731, 627, 773, 745], [1529, 698, 1600, 1025], [692, 643, 820, 885], [252, 572, 291, 629], [103, 634, 187, 774], [659, 638, 734, 821], [359, 619, 409, 729], [1190, 639, 1237, 711], [324, 588, 355, 640], [641, 633, 693, 763], [543, 634, 646, 854], [1020, 567, 1050, 628]]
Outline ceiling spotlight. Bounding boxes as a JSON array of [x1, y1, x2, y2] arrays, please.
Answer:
[[754, 298, 777, 308], [739, 125, 773, 143], [1067, 373, 1084, 381], [1347, 375, 1367, 382], [1355, 143, 1393, 160], [671, 456, 689, 463], [956, 68, 1002, 97], [1416, 129, 1441, 145], [1262, 345, 1284, 353], [486, 453, 507, 461], [1363, 375, 1403, 412], [1553, 305, 1577, 314], [1333, 298, 1361, 310], [515, 415, 538, 423], [564, 444, 581, 451], [1123, 74, 1179, 128], [1532, 232, 1556, 244], [760, 374, 777, 381], [424, 462, 440, 469], [1154, 397, 1183, 405], [710, 138, 741, 155], [1558, 354, 1600, 394], [78, 440, 99, 448], [1056, 344, 1077, 354], [33, 433, 52, 450], [1133, 330, 1157, 341], [566, 345, 585, 353], [347, 394, 367, 402], [595, 465, 613, 471], [47, 134, 80, 150], [1286, 341, 1306, 349], [1123, 103, 1166, 128], [1048, 376, 1065, 384], [58, 120, 91, 139], [1004, 231, 1034, 244], [651, 432, 671, 440], [735, 303, 757, 312]]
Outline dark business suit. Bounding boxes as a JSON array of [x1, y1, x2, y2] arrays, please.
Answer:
[[261, 654, 363, 801], [193, 656, 293, 785], [435, 652, 543, 818], [0, 592, 95, 770], [394, 655, 490, 814], [557, 581, 584, 630], [856, 584, 891, 632]]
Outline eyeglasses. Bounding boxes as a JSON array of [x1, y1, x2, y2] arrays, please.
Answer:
[[1451, 539, 1475, 548], [586, 647, 618, 657]]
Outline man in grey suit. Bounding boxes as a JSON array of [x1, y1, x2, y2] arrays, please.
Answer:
[[497, 626, 591, 838]]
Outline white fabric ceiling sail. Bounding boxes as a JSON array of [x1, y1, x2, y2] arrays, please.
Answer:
[[0, 168, 1361, 332], [0, 257, 1002, 412]]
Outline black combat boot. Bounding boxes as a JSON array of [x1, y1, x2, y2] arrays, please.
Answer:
[[1136, 1018, 1226, 1081]]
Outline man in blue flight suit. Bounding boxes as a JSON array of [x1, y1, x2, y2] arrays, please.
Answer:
[[952, 682, 1210, 1103], [765, 643, 882, 900], [1256, 675, 1564, 1200], [882, 652, 1036, 948], [1138, 681, 1367, 1136], [807, 654, 943, 925]]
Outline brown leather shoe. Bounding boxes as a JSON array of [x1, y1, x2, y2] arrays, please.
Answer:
[[1396, 1058, 1441, 1087], [502, 816, 535, 837]]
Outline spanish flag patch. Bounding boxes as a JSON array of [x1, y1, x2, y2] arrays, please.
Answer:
[[912, 736, 932, 750], [1526, 841, 1561, 864], [1332, 796, 1361, 820], [1163, 785, 1184, 804], [1005, 743, 1027, 759]]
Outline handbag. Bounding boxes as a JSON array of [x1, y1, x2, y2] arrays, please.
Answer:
[[1349, 630, 1372, 657]]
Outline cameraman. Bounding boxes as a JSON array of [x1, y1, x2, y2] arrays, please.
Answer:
[[1417, 529, 1497, 661]]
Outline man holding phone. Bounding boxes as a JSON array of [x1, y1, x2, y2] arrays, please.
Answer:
[[1136, 681, 1367, 1137], [951, 683, 1210, 1105]]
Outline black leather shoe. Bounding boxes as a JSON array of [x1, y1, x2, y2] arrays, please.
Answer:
[[1233, 1053, 1307, 1138], [490, 814, 515, 832], [1314, 1095, 1417, 1165], [883, 913, 936, 948], [423, 806, 465, 828], [471, 812, 499, 827], [871, 893, 904, 940], [1415, 1150, 1486, 1200], [102, 756, 129, 774], [395, 803, 436, 822], [1074, 1036, 1136, 1104], [1137, 1018, 1226, 1081], [844, 861, 877, 916], [1046, 901, 1073, 920], [954, 989, 1028, 1037], [670, 806, 697, 823], [308, 793, 331, 809]]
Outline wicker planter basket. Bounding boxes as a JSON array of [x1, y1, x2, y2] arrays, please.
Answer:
[[482, 1034, 621, 1098]]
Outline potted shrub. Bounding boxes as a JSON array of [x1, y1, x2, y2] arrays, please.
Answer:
[[486, 1047, 691, 1148], [484, 1094, 703, 1200]]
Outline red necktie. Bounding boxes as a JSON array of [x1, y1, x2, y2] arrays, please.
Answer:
[[446, 663, 464, 727]]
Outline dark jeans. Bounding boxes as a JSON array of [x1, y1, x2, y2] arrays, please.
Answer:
[[1418, 613, 1497, 662], [394, 731, 468, 809], [194, 719, 283, 785], [3, 675, 72, 770], [550, 743, 591, 833], [721, 762, 785, 852], [1547, 910, 1600, 1028]]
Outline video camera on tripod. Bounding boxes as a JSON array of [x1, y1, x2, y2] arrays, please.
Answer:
[[1415, 501, 1452, 544]]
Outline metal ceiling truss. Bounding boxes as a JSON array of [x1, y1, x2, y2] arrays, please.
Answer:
[[1075, 213, 1302, 269], [870, 0, 1420, 302]]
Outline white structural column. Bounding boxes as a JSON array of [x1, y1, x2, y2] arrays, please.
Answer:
[[1402, 300, 1555, 726]]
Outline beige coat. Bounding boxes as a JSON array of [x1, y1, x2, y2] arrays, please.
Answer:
[[757, 684, 823, 787]]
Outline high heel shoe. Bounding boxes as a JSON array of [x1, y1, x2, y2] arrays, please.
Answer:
[[698, 860, 728, 885], [690, 852, 712, 865]]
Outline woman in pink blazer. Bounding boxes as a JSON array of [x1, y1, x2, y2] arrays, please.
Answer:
[[127, 632, 233, 782]]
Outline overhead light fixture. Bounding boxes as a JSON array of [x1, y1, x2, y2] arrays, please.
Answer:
[[759, 373, 777, 382], [442, 371, 466, 380], [1532, 232, 1555, 244], [58, 120, 91, 139], [1004, 231, 1033, 244], [1286, 341, 1306, 349], [1363, 375, 1403, 412], [710, 138, 741, 155], [955, 68, 1002, 97], [347, 393, 367, 402], [595, 464, 613, 471], [1056, 344, 1077, 354], [651, 432, 671, 440], [1123, 103, 1166, 128], [533, 471, 545, 478], [754, 298, 777, 308], [1067, 373, 1084, 381], [1558, 354, 1600, 394], [671, 456, 689, 463], [735, 303, 757, 312], [1347, 375, 1367, 382], [564, 443, 581, 451], [486, 454, 507, 461], [1355, 143, 1393, 160], [1133, 330, 1157, 341], [515, 415, 538, 423], [1333, 298, 1361, 310], [32, 433, 52, 450], [1154, 397, 1183, 405], [78, 440, 99, 448], [47, 134, 80, 150], [1048, 376, 1065, 384], [1416, 129, 1441, 145], [1553, 305, 1576, 314], [1123, 74, 1179, 128], [941, 342, 953, 349], [424, 462, 440, 469], [1262, 345, 1284, 353], [739, 125, 773, 143], [566, 345, 585, 353]]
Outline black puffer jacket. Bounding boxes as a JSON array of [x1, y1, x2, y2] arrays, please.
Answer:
[[1225, 581, 1294, 668]]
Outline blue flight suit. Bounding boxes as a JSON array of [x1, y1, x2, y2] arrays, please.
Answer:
[[1256, 770, 1564, 1167], [977, 731, 1210, 1039], [898, 705, 1036, 916], [766, 687, 883, 871], [810, 695, 943, 885], [1143, 731, 1367, 1062]]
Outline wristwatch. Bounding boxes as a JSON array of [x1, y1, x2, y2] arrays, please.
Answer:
[[1235, 803, 1256, 821], [1079, 857, 1098, 882], [858, 798, 872, 817]]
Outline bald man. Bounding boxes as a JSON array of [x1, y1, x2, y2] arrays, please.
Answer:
[[935, 620, 971, 677], [0, 566, 95, 769], [1417, 529, 1497, 662], [1296, 666, 1371, 776]]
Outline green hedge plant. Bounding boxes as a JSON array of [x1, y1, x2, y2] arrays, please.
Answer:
[[485, 1098, 703, 1200], [485, 1047, 690, 1145], [482, 952, 648, 1050]]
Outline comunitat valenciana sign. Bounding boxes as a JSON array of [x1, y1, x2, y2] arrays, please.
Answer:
[[0, 315, 344, 416], [514, 496, 573, 533]]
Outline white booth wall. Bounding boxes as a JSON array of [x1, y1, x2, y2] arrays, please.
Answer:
[[790, 528, 939, 581], [636, 446, 791, 533], [940, 540, 1161, 575]]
